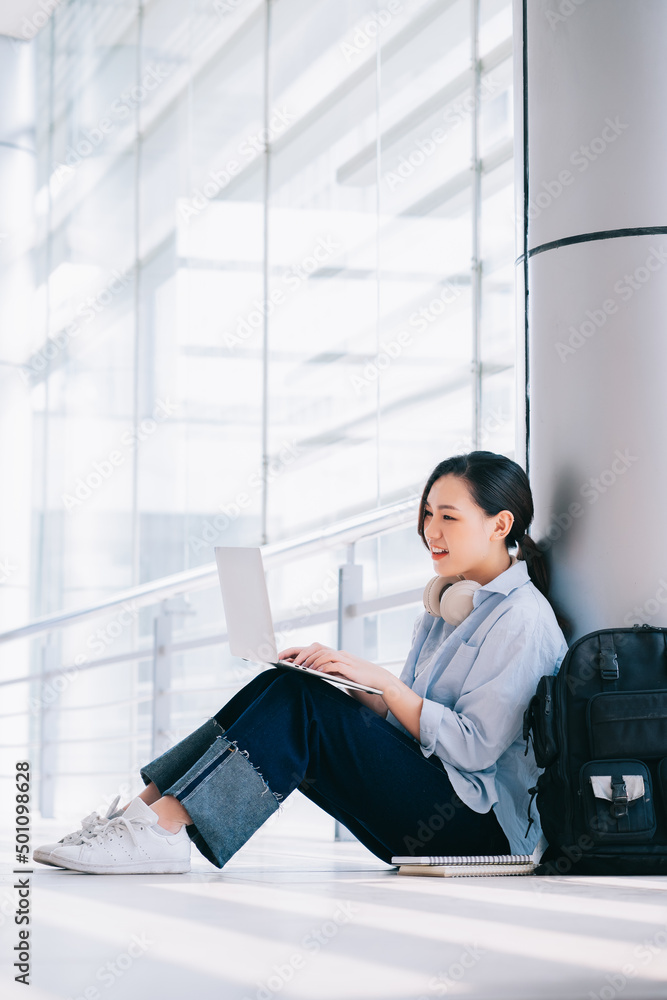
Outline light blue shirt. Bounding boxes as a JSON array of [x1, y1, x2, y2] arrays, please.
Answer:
[[386, 559, 568, 855]]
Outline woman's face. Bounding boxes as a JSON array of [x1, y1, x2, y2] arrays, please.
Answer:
[[422, 474, 513, 580]]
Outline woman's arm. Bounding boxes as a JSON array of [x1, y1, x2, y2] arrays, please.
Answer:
[[419, 618, 559, 771], [380, 679, 424, 740], [278, 643, 424, 740], [346, 688, 389, 717]]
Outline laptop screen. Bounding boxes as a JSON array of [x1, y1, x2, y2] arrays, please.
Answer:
[[215, 546, 278, 663]]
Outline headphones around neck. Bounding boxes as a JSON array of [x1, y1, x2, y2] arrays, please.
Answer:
[[423, 555, 518, 626]]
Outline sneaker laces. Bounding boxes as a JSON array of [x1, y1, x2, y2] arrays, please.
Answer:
[[64, 795, 122, 844], [78, 812, 103, 837], [92, 811, 149, 849]]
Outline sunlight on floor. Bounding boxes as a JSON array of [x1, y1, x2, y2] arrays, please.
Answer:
[[1, 804, 667, 1000]]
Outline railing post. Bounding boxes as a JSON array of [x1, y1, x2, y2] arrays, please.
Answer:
[[38, 638, 59, 818], [337, 546, 363, 653], [335, 545, 364, 842], [152, 597, 194, 759]]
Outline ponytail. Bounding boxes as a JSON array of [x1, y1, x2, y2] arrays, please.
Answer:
[[518, 531, 571, 639], [517, 532, 548, 596]]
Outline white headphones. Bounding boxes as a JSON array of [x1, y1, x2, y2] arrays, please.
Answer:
[[423, 555, 518, 626]]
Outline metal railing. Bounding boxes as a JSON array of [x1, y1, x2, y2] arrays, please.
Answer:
[[0, 495, 424, 818]]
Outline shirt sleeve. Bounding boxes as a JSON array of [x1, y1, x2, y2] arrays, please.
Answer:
[[419, 609, 556, 773]]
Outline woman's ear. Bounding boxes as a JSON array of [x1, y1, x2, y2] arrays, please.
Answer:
[[491, 510, 514, 541]]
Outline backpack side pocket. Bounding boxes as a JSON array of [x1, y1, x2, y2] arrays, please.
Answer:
[[523, 674, 559, 768]]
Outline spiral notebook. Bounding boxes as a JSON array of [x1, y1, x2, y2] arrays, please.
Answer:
[[392, 835, 546, 877]]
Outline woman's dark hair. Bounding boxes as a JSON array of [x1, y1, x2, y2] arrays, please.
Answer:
[[418, 451, 569, 634]]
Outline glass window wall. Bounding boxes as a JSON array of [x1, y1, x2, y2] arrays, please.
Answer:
[[0, 0, 516, 822]]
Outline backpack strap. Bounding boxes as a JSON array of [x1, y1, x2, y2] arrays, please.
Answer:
[[599, 632, 620, 687]]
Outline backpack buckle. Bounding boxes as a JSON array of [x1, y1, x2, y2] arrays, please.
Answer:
[[610, 776, 628, 818], [599, 650, 619, 681]]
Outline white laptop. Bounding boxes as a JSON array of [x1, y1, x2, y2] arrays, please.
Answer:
[[214, 546, 383, 695]]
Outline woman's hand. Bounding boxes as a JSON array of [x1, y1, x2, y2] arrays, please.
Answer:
[[277, 643, 391, 692], [278, 642, 424, 740]]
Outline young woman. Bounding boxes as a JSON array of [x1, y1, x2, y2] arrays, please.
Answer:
[[34, 451, 568, 874]]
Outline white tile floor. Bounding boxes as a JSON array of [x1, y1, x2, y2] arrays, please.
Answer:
[[2, 802, 667, 1000]]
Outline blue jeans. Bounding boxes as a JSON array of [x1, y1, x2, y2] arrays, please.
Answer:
[[140, 669, 510, 868]]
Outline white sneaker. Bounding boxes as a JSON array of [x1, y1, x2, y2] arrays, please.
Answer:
[[49, 797, 191, 874], [33, 795, 124, 867]]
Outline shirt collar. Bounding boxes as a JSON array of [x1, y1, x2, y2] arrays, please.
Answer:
[[472, 558, 530, 604]]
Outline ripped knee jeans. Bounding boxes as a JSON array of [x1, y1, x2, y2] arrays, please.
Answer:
[[140, 671, 284, 868], [140, 667, 511, 868]]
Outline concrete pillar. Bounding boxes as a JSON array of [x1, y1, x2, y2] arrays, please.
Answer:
[[514, 0, 667, 640]]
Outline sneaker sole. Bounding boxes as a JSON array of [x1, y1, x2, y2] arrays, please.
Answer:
[[55, 858, 191, 874]]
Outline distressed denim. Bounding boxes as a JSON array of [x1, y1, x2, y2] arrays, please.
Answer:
[[140, 669, 510, 868]]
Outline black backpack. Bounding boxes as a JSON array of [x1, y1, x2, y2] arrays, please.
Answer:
[[523, 624, 667, 875]]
